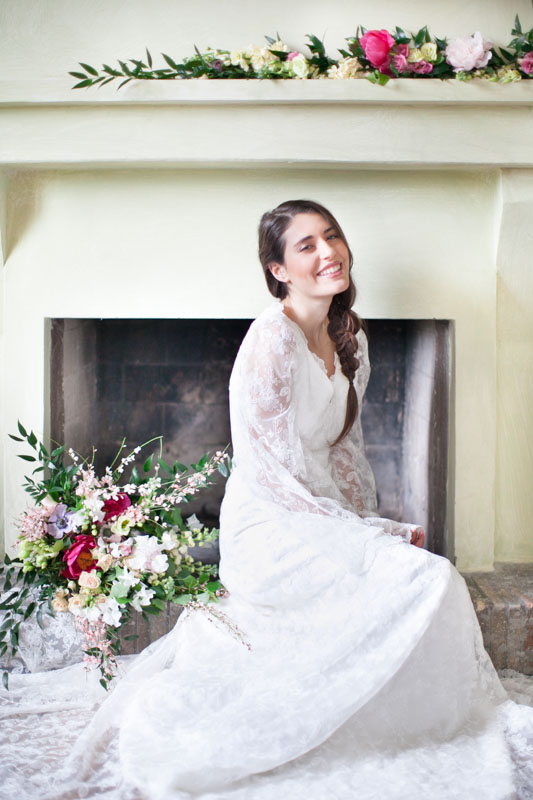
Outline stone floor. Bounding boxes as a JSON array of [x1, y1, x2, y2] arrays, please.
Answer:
[[462, 563, 533, 675]]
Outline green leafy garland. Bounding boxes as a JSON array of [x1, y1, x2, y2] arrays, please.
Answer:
[[70, 15, 533, 89]]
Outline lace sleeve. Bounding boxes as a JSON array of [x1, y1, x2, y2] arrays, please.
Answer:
[[229, 311, 355, 521]]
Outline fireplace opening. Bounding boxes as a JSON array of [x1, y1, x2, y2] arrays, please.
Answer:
[[48, 317, 451, 559]]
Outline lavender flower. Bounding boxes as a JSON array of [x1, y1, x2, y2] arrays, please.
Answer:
[[47, 503, 76, 539]]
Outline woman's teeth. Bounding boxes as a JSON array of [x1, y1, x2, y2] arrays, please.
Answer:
[[318, 265, 341, 277]]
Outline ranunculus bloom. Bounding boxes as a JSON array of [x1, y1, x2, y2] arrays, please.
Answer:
[[360, 29, 395, 70], [445, 32, 492, 72], [62, 534, 97, 580], [102, 493, 131, 521], [519, 51, 533, 75]]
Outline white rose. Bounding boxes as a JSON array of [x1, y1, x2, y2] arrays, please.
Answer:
[[96, 553, 114, 572], [68, 594, 86, 616], [289, 53, 310, 79], [420, 42, 438, 62], [78, 571, 101, 590]]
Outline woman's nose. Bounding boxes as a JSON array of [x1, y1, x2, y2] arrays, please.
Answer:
[[317, 237, 335, 258]]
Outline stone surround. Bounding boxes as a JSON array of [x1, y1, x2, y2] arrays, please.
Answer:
[[462, 563, 533, 675]]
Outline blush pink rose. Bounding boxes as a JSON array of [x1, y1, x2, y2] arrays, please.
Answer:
[[393, 53, 409, 72], [519, 51, 533, 75], [102, 492, 131, 521], [360, 29, 395, 70], [409, 60, 433, 74], [287, 51, 299, 61], [62, 534, 97, 580]]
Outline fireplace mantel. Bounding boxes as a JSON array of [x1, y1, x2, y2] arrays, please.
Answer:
[[1, 79, 532, 169]]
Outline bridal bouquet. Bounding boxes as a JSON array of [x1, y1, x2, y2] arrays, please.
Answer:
[[0, 423, 231, 689]]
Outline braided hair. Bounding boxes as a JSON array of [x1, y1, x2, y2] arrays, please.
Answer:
[[258, 199, 362, 445]]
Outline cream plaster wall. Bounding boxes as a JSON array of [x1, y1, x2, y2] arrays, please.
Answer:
[[3, 168, 500, 571], [495, 171, 533, 563], [1, 0, 532, 82]]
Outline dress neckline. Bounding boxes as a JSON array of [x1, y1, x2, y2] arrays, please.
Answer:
[[273, 302, 338, 381]]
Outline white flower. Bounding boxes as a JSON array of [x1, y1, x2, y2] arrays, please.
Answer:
[[186, 514, 204, 531], [445, 32, 492, 72], [68, 594, 86, 616], [83, 496, 105, 523], [327, 57, 363, 80], [127, 535, 169, 574], [130, 585, 155, 612], [160, 531, 179, 551], [78, 571, 101, 590], [113, 567, 140, 594], [230, 50, 249, 71], [85, 604, 103, 622], [288, 53, 310, 79], [69, 509, 87, 529], [100, 597, 122, 627]]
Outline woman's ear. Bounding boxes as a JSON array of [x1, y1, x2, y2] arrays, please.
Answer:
[[269, 262, 288, 284]]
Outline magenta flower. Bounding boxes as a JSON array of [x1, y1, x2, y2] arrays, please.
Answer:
[[360, 29, 395, 70], [393, 53, 409, 73]]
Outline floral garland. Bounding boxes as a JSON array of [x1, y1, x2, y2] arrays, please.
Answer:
[[71, 15, 533, 89], [0, 424, 239, 689]]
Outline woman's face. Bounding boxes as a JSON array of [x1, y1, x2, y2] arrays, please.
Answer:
[[269, 213, 350, 303]]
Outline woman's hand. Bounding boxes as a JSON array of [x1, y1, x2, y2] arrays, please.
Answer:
[[410, 527, 425, 548]]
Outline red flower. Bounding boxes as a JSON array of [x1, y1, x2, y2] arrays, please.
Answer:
[[62, 534, 97, 580], [360, 29, 395, 70], [102, 493, 131, 521]]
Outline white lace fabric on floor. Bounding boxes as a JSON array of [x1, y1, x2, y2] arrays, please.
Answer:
[[1, 300, 532, 800]]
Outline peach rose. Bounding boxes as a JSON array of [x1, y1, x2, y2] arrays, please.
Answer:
[[78, 571, 101, 590], [52, 597, 68, 612]]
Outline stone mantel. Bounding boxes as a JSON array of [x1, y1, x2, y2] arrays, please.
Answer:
[[0, 79, 532, 169]]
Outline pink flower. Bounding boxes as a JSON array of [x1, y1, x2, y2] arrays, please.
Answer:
[[445, 32, 492, 72], [519, 51, 533, 75], [360, 29, 395, 70], [395, 44, 410, 59], [409, 60, 433, 75], [102, 492, 131, 521], [287, 51, 299, 61], [393, 53, 409, 73], [62, 534, 97, 580]]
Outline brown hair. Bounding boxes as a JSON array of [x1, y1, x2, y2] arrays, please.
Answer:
[[258, 199, 362, 445]]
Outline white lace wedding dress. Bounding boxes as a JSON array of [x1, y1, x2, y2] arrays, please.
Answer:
[[1, 301, 532, 800]]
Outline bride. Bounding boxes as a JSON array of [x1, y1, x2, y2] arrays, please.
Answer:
[[1, 199, 532, 799]]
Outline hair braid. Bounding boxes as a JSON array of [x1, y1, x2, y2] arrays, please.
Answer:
[[327, 283, 362, 446]]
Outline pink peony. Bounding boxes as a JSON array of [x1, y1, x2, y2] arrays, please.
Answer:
[[519, 51, 533, 75], [409, 60, 433, 75], [445, 32, 492, 72], [360, 29, 395, 70], [62, 534, 97, 580], [102, 492, 131, 521]]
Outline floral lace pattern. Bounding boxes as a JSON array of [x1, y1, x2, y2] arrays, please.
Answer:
[[0, 300, 532, 799]]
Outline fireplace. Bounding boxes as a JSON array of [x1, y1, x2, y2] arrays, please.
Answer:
[[49, 315, 451, 557]]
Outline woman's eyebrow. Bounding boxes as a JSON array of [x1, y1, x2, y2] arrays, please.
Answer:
[[293, 227, 336, 249]]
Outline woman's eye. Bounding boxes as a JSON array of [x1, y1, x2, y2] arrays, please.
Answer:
[[327, 233, 339, 240]]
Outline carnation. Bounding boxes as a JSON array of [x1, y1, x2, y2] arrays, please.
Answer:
[[445, 32, 492, 72]]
